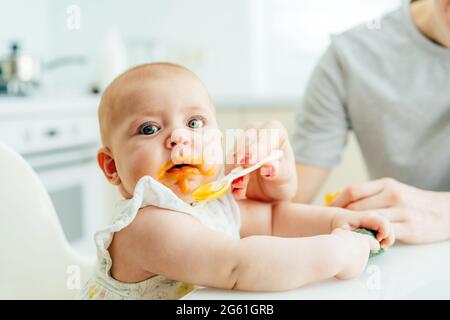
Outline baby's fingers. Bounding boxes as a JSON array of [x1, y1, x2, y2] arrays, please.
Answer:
[[364, 234, 381, 253], [380, 231, 395, 249], [231, 174, 249, 188], [357, 213, 391, 241], [231, 174, 250, 200], [260, 160, 279, 178], [375, 220, 390, 242]]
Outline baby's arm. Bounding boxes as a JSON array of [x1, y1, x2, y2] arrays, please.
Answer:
[[239, 200, 395, 246], [239, 199, 337, 238], [115, 205, 371, 292], [272, 202, 338, 237]]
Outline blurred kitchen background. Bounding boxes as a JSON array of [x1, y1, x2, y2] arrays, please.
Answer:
[[0, 0, 400, 256]]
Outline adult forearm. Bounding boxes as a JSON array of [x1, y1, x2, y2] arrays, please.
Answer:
[[233, 234, 343, 291], [271, 202, 338, 237], [293, 162, 330, 204]]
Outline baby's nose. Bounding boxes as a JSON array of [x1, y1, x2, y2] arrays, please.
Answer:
[[166, 130, 192, 149]]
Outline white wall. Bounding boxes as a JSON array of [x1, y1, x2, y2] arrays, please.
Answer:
[[1, 0, 401, 99], [252, 0, 402, 98], [0, 0, 50, 56], [44, 0, 254, 97]]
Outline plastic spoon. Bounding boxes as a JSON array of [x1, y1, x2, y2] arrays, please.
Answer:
[[191, 150, 284, 205]]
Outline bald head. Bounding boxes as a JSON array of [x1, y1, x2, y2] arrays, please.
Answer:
[[98, 62, 212, 148]]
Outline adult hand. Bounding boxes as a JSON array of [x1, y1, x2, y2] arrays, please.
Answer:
[[330, 178, 450, 244]]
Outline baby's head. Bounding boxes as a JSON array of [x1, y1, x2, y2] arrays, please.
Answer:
[[97, 62, 224, 202]]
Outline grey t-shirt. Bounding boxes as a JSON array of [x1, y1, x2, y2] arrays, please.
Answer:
[[292, 0, 450, 192]]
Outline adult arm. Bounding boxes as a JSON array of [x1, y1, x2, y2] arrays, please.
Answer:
[[291, 42, 349, 203]]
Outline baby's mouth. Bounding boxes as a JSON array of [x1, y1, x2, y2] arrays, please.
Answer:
[[166, 163, 201, 174], [158, 159, 214, 194]]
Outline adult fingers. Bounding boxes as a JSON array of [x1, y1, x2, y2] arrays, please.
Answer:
[[346, 190, 394, 211], [392, 223, 411, 243], [370, 208, 407, 223], [330, 179, 388, 208]]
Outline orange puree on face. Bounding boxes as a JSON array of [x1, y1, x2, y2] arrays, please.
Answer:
[[158, 159, 214, 194]]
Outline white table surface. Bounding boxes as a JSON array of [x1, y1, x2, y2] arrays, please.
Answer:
[[184, 241, 450, 300]]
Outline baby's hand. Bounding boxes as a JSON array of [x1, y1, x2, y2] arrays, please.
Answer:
[[332, 228, 380, 280], [331, 212, 396, 250], [225, 120, 297, 202]]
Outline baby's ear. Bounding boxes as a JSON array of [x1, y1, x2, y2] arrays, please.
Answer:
[[97, 147, 121, 185]]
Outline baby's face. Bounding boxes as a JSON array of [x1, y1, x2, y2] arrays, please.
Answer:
[[103, 71, 223, 201]]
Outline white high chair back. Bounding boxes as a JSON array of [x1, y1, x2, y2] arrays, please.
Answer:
[[0, 142, 95, 299]]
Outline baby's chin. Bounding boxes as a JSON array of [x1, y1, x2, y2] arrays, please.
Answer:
[[163, 176, 209, 203], [155, 162, 223, 203]]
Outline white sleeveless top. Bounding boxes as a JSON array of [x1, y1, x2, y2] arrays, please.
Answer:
[[80, 175, 241, 300]]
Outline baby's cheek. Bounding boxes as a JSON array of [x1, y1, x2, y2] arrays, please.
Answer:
[[200, 130, 223, 165], [203, 144, 224, 167], [130, 157, 159, 182], [134, 166, 158, 182]]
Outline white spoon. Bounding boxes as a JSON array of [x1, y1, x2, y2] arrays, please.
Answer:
[[191, 149, 284, 205]]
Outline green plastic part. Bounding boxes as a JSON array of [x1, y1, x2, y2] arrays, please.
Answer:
[[354, 228, 385, 258]]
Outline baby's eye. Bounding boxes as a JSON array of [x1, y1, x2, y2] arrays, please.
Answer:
[[139, 123, 160, 135], [187, 117, 205, 129]]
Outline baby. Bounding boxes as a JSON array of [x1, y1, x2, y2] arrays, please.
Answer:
[[81, 63, 395, 300]]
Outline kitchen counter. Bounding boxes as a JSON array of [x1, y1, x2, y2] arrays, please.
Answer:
[[184, 241, 450, 299], [0, 93, 299, 115], [213, 96, 300, 111]]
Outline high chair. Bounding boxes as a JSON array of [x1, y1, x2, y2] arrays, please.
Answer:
[[0, 142, 95, 299]]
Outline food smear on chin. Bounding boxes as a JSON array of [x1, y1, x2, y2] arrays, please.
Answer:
[[158, 160, 214, 194]]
